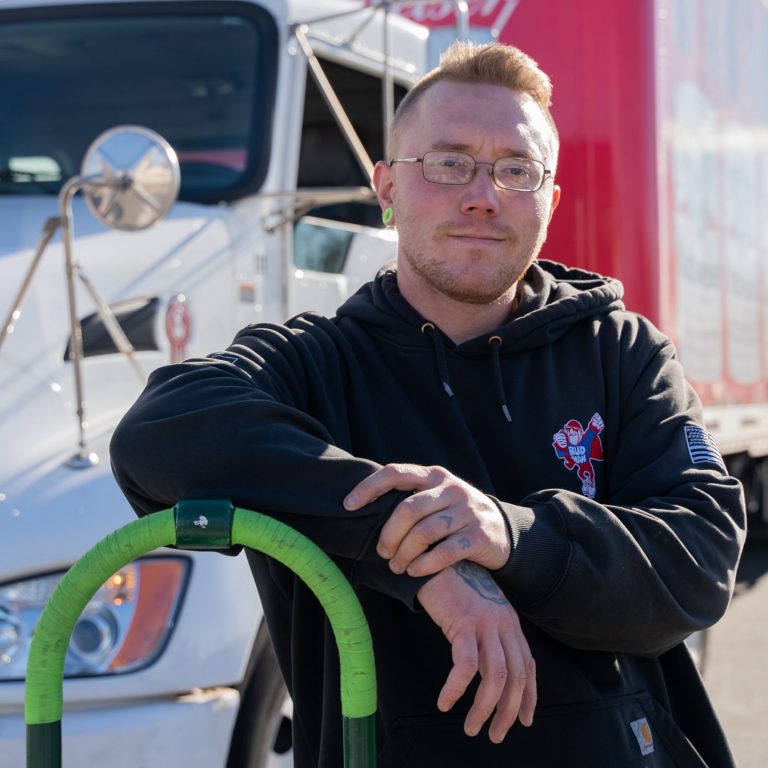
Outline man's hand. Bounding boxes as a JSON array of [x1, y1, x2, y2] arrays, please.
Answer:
[[417, 562, 536, 741], [344, 463, 512, 576]]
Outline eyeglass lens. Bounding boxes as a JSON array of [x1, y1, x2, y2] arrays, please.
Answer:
[[421, 151, 545, 191]]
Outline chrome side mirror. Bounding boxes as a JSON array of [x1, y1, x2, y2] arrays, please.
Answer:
[[80, 125, 180, 231]]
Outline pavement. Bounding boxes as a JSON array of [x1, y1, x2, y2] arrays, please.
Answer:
[[704, 539, 768, 768]]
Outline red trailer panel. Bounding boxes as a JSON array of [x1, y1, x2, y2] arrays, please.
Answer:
[[402, 0, 768, 423], [655, 0, 768, 410]]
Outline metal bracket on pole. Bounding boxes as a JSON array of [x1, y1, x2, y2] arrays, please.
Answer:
[[174, 499, 235, 549]]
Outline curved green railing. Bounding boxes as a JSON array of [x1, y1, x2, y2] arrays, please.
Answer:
[[25, 500, 377, 767]]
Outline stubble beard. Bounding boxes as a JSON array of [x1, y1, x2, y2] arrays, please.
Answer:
[[401, 226, 547, 306]]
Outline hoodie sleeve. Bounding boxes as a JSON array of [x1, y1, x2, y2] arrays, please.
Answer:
[[109, 319, 428, 607], [491, 319, 746, 657]]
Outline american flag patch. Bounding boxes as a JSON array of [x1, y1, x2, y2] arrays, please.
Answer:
[[684, 425, 726, 471]]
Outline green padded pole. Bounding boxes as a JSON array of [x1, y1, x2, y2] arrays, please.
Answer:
[[344, 713, 377, 768], [25, 723, 60, 768], [26, 503, 377, 768], [231, 508, 378, 767], [231, 508, 377, 721]]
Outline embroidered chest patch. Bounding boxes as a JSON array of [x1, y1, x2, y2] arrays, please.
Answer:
[[552, 412, 605, 499]]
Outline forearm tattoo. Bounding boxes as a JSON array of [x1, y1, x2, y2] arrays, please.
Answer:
[[454, 561, 507, 605]]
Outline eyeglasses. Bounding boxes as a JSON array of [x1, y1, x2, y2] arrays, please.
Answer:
[[388, 150, 552, 192]]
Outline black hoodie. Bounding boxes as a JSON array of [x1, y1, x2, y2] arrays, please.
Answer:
[[111, 260, 745, 767]]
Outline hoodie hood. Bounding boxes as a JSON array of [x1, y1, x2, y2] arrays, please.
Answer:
[[336, 259, 625, 423], [337, 259, 625, 355]]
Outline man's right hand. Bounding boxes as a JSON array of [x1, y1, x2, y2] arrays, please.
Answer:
[[416, 562, 536, 743]]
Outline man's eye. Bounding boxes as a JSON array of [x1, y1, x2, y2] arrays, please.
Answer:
[[434, 155, 471, 169], [497, 162, 530, 177]]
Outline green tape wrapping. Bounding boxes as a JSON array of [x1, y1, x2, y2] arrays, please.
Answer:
[[25, 510, 177, 726], [232, 508, 377, 719]]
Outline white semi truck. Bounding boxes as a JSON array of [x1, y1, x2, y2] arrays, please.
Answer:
[[0, 1, 430, 765]]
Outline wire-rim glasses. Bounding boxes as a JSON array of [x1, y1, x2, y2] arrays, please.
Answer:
[[388, 150, 552, 192]]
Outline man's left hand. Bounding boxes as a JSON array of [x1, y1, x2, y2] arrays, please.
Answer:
[[344, 463, 512, 575]]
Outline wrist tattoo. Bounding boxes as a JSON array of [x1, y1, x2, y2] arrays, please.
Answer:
[[454, 561, 506, 605]]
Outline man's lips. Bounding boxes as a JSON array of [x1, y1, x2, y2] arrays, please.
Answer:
[[438, 223, 513, 243], [448, 232, 507, 242]]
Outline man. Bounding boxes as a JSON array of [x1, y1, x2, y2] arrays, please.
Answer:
[[111, 41, 745, 766]]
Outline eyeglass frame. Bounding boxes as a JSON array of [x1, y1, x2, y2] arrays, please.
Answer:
[[387, 150, 553, 192]]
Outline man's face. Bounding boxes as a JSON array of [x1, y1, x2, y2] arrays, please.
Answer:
[[374, 81, 560, 308]]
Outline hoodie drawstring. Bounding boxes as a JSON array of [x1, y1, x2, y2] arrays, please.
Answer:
[[488, 336, 512, 423], [421, 323, 511, 423], [421, 323, 454, 397]]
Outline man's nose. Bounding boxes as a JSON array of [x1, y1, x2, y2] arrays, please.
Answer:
[[460, 163, 500, 215]]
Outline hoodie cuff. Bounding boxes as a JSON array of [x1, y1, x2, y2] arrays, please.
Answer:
[[488, 496, 571, 609], [348, 489, 432, 610], [354, 557, 432, 611]]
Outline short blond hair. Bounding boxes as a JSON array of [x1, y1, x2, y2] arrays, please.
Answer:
[[389, 41, 558, 158]]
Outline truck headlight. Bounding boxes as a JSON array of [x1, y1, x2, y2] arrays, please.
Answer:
[[0, 557, 189, 681]]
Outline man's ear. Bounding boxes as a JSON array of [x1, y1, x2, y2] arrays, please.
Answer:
[[373, 160, 395, 210], [547, 184, 561, 224]]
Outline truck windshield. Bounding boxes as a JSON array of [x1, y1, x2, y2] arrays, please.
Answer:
[[0, 4, 277, 203]]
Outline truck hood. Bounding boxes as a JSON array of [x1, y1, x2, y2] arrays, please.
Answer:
[[0, 415, 138, 580], [0, 196, 207, 463], [0, 195, 239, 577]]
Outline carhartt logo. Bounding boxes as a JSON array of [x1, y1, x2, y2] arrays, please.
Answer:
[[630, 717, 654, 755]]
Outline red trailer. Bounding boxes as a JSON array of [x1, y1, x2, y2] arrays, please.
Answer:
[[400, 0, 768, 530]]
